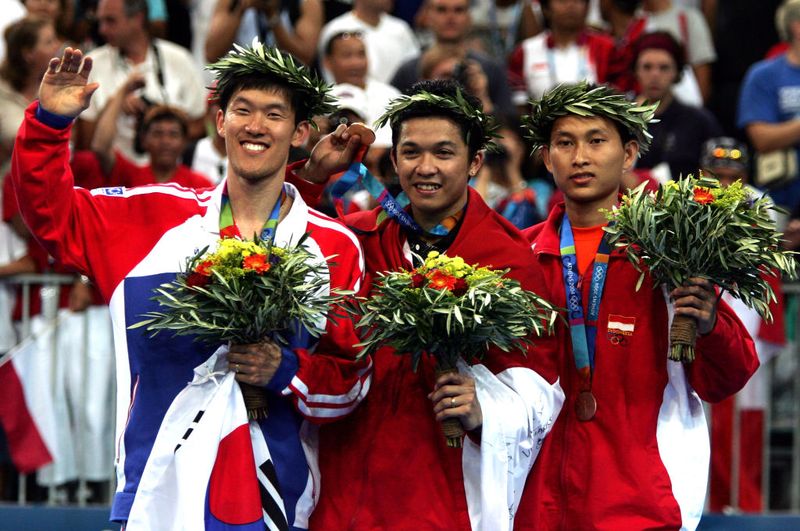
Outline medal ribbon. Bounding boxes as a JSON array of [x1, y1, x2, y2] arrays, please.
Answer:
[[559, 214, 610, 390], [333, 161, 452, 237], [219, 184, 285, 241]]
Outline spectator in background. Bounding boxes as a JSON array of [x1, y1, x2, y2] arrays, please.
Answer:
[[205, 0, 323, 65], [468, 0, 544, 58], [22, 0, 73, 44], [642, 0, 716, 104], [472, 130, 543, 229], [323, 30, 399, 150], [634, 31, 721, 181], [700, 137, 786, 514], [0, 0, 26, 63], [599, 0, 645, 94], [738, 0, 800, 215], [0, 17, 61, 175], [705, 0, 782, 137], [91, 73, 213, 189], [319, 0, 419, 84], [391, 0, 516, 124], [508, 0, 614, 107], [186, 87, 227, 184], [73, 0, 206, 164]]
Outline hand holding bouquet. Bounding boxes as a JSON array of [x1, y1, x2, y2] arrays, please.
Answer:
[[132, 234, 346, 418], [346, 251, 559, 447], [604, 175, 797, 362]]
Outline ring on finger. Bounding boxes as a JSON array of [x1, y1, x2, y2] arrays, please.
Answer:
[[450, 397, 456, 408]]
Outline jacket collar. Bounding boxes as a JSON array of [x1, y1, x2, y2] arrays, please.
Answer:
[[533, 201, 626, 259]]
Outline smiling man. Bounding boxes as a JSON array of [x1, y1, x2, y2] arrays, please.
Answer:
[[11, 42, 372, 529], [515, 82, 758, 530], [293, 79, 564, 530]]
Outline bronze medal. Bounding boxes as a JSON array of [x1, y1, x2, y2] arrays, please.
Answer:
[[575, 390, 597, 422]]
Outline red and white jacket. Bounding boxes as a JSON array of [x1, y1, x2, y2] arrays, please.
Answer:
[[508, 30, 615, 104], [11, 103, 370, 527], [306, 189, 565, 531], [516, 203, 758, 531]]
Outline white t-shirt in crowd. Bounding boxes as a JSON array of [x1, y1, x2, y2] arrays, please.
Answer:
[[0, 0, 27, 65], [363, 80, 401, 148], [82, 39, 207, 164], [319, 11, 420, 84], [191, 136, 227, 185]]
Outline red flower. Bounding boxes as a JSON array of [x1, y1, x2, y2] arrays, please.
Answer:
[[426, 269, 458, 291], [220, 225, 239, 239], [693, 187, 715, 205], [411, 273, 427, 288], [186, 272, 210, 287], [243, 253, 271, 274], [195, 260, 214, 276], [452, 277, 468, 296]]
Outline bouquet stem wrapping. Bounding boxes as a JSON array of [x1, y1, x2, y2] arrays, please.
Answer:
[[436, 367, 465, 448], [669, 314, 697, 363], [240, 382, 269, 420]]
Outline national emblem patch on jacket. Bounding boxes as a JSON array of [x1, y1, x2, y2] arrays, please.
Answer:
[[607, 314, 635, 345]]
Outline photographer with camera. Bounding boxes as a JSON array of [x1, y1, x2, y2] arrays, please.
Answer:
[[73, 0, 206, 164], [90, 71, 213, 189]]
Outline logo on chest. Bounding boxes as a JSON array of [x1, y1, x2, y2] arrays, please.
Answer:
[[607, 314, 635, 346]]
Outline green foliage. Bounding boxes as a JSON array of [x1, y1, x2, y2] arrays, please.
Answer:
[[207, 40, 336, 123], [130, 234, 345, 345], [604, 175, 798, 322], [521, 81, 658, 154], [373, 87, 502, 152], [344, 252, 560, 371]]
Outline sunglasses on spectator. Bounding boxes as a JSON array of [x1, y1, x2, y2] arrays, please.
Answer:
[[710, 147, 744, 160]]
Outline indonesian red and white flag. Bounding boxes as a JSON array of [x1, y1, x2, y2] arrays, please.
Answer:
[[0, 316, 62, 474]]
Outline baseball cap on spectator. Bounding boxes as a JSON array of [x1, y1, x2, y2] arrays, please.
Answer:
[[700, 137, 749, 173], [330, 83, 370, 122]]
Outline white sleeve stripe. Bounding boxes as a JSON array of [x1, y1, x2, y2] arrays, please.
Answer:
[[294, 375, 372, 418], [90, 184, 215, 202], [307, 211, 365, 273], [284, 359, 373, 404]]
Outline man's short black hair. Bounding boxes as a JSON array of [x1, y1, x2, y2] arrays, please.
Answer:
[[611, 0, 641, 15], [216, 73, 307, 126], [390, 79, 485, 159]]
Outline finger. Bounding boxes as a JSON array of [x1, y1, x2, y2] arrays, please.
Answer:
[[47, 57, 60, 74], [433, 372, 469, 389], [331, 123, 348, 140], [673, 306, 709, 322], [429, 383, 469, 404], [336, 135, 364, 163], [79, 56, 94, 79], [671, 284, 713, 301]]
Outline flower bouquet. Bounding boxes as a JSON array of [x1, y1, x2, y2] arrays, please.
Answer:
[[604, 175, 798, 362], [131, 234, 345, 419], [346, 251, 559, 447]]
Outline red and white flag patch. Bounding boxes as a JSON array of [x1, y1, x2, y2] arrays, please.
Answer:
[[607, 315, 635, 345]]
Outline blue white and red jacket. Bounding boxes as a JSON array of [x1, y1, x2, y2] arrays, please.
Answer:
[[11, 103, 370, 527]]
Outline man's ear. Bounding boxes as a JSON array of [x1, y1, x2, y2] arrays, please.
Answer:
[[216, 108, 225, 138], [623, 140, 640, 171], [292, 120, 311, 148], [541, 145, 553, 173]]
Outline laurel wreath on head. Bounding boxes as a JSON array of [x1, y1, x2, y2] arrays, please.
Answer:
[[521, 81, 659, 154], [206, 40, 337, 123], [374, 88, 502, 152]]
